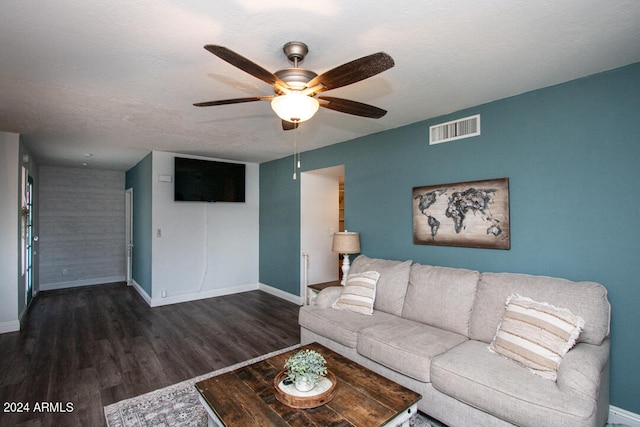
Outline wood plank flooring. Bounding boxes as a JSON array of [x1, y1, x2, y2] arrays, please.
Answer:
[[0, 283, 301, 427]]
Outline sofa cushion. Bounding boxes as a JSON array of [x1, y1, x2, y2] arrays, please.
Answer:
[[332, 271, 380, 315], [357, 317, 468, 382], [402, 264, 479, 336], [431, 340, 596, 426], [350, 255, 412, 316], [489, 295, 584, 381], [314, 286, 344, 308], [298, 306, 396, 348], [470, 272, 610, 345]]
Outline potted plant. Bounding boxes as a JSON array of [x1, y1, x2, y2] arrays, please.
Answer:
[[284, 349, 328, 392]]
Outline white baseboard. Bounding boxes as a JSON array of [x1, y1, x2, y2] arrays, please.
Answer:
[[0, 320, 20, 334], [129, 279, 152, 306], [258, 282, 303, 305], [129, 280, 302, 308], [149, 283, 260, 307], [609, 405, 640, 427], [40, 275, 126, 291]]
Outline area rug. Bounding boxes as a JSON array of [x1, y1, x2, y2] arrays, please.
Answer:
[[104, 344, 444, 427]]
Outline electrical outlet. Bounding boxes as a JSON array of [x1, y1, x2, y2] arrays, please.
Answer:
[[156, 228, 162, 237]]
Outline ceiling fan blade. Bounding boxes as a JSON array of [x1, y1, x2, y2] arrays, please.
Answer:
[[318, 96, 387, 118], [204, 45, 288, 88], [193, 96, 272, 107], [282, 120, 299, 131], [306, 52, 394, 93]]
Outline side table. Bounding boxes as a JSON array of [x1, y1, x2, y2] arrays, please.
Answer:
[[306, 280, 341, 305]]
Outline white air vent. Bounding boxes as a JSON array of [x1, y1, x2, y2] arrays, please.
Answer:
[[429, 114, 480, 145]]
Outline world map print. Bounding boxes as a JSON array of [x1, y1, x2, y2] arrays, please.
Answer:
[[412, 178, 510, 249]]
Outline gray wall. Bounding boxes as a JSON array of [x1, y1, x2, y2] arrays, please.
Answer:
[[39, 166, 126, 289], [0, 131, 20, 330]]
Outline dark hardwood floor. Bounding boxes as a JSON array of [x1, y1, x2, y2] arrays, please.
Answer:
[[0, 283, 301, 427]]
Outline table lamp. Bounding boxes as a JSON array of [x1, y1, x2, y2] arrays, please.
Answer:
[[332, 231, 361, 285]]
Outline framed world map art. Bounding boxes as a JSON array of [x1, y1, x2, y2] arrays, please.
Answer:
[[412, 177, 510, 249]]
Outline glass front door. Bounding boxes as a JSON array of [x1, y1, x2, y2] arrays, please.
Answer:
[[22, 172, 34, 307], [26, 176, 33, 306]]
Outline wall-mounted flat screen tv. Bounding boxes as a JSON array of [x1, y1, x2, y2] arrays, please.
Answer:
[[174, 157, 245, 202]]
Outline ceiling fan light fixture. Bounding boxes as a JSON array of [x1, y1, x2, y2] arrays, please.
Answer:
[[271, 92, 319, 123]]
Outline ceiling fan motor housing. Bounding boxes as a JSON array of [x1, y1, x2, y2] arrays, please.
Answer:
[[273, 69, 317, 93]]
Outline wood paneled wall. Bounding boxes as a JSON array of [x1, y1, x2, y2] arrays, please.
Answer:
[[39, 166, 125, 289]]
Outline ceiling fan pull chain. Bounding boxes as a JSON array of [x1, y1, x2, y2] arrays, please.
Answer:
[[293, 129, 298, 180], [296, 127, 302, 169]]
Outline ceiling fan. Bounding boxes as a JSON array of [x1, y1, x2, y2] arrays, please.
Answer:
[[194, 41, 395, 130]]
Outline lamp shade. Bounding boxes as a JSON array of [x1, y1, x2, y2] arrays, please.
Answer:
[[332, 231, 361, 254], [271, 92, 320, 123]]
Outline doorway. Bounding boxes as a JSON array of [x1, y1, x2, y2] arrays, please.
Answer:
[[300, 165, 344, 297]]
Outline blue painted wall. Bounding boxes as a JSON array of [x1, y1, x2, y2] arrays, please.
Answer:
[[125, 153, 152, 295], [259, 162, 302, 295], [259, 62, 640, 413]]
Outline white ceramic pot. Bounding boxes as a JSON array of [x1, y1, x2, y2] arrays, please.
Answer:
[[294, 376, 315, 392]]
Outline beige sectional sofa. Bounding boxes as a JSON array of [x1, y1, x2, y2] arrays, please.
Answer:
[[299, 255, 611, 427]]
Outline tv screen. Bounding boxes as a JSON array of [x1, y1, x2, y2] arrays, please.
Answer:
[[174, 157, 245, 202]]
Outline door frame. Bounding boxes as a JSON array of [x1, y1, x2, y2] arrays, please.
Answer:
[[300, 165, 344, 299], [125, 188, 133, 286]]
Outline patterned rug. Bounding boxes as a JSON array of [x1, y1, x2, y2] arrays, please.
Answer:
[[104, 344, 445, 427]]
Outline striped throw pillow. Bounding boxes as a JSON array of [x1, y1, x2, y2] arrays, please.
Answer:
[[489, 294, 584, 381], [332, 271, 380, 315]]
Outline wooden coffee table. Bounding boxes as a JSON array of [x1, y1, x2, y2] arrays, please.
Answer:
[[195, 342, 421, 426]]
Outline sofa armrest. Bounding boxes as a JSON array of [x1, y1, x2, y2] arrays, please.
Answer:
[[557, 339, 610, 400], [315, 286, 343, 308]]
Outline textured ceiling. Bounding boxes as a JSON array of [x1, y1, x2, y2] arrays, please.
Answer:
[[1, 0, 640, 170]]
